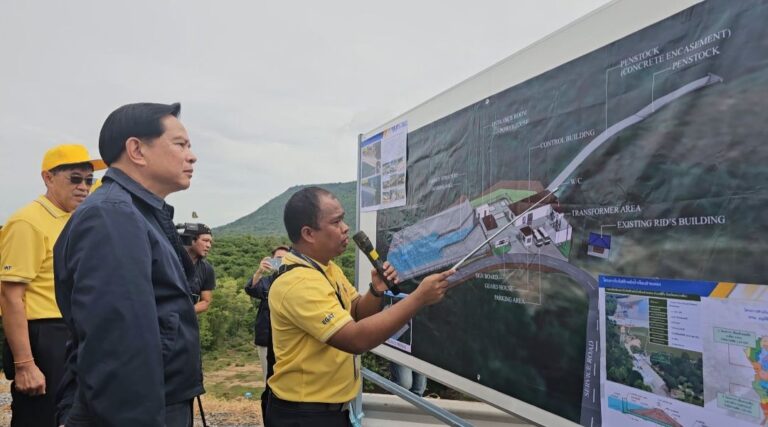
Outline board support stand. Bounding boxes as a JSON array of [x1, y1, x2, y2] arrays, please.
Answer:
[[361, 368, 473, 427]]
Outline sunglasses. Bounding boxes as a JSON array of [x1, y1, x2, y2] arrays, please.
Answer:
[[67, 175, 95, 186]]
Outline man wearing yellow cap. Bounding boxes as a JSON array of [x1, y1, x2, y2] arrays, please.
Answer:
[[0, 144, 105, 427]]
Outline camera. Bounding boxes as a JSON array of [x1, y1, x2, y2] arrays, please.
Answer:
[[268, 257, 282, 271], [176, 222, 212, 246]]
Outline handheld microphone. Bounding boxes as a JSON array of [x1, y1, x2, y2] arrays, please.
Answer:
[[352, 231, 400, 295]]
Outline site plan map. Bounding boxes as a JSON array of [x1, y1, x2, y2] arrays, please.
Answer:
[[373, 1, 768, 425]]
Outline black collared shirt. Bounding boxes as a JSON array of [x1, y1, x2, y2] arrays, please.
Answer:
[[189, 258, 216, 300], [54, 167, 204, 426], [244, 274, 274, 346]]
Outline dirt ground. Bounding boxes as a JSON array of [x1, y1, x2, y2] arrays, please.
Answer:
[[199, 352, 266, 425], [0, 378, 10, 425], [0, 360, 266, 427], [194, 394, 263, 427]]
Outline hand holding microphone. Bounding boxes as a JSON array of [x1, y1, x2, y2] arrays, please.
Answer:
[[352, 231, 401, 295], [371, 261, 399, 296]]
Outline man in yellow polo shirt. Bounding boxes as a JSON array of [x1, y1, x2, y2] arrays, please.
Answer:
[[266, 187, 454, 427], [0, 144, 105, 427]]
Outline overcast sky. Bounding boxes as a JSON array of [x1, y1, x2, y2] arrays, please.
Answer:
[[0, 0, 611, 227]]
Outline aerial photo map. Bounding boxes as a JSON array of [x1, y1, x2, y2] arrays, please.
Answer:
[[599, 276, 768, 427], [373, 1, 768, 425]]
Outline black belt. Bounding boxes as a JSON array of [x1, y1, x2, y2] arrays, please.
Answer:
[[270, 394, 345, 412], [28, 318, 65, 324]]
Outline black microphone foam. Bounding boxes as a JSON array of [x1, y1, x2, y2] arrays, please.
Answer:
[[352, 231, 400, 295]]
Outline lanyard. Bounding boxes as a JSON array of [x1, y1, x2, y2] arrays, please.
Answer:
[[290, 248, 345, 310]]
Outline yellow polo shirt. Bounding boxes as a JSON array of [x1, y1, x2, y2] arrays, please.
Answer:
[[268, 252, 361, 403], [0, 195, 69, 320]]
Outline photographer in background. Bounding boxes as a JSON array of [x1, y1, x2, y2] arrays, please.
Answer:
[[244, 245, 290, 385], [180, 223, 216, 314]]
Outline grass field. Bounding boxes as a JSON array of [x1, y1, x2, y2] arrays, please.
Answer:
[[204, 349, 265, 400]]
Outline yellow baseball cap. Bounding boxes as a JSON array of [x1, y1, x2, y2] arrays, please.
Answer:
[[41, 144, 107, 172]]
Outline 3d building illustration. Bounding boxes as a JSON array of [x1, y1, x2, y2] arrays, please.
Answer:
[[587, 232, 612, 259], [387, 182, 574, 281]]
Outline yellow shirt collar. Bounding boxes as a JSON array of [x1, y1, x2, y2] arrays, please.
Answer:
[[283, 251, 332, 273], [35, 195, 69, 219]]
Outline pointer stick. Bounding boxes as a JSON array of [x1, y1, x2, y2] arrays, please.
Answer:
[[450, 187, 558, 271]]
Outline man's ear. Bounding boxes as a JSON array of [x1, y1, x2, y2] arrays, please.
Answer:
[[300, 226, 315, 244], [41, 170, 54, 187], [124, 137, 148, 166]]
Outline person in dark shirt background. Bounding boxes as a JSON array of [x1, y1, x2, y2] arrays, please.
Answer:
[[244, 245, 290, 384], [181, 223, 216, 314]]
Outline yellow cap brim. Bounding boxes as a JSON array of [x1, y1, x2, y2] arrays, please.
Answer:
[[91, 159, 107, 171]]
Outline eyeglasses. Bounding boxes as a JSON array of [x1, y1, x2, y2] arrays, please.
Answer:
[[67, 175, 95, 186]]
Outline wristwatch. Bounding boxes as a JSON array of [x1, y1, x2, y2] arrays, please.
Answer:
[[368, 282, 383, 297]]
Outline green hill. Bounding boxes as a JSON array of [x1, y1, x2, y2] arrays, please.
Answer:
[[214, 181, 356, 237]]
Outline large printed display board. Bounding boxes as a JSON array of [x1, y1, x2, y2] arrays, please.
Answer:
[[371, 1, 768, 425]]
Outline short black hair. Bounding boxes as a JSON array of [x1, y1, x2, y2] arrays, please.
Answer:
[[192, 230, 213, 243], [188, 223, 212, 242], [178, 222, 211, 245], [284, 186, 334, 243], [99, 102, 181, 165], [271, 245, 290, 256], [49, 162, 94, 174]]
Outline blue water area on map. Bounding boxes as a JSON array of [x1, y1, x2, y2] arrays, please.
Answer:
[[607, 395, 645, 412], [389, 226, 474, 271]]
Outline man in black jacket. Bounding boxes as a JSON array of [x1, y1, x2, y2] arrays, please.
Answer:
[[244, 245, 289, 385], [54, 102, 203, 426]]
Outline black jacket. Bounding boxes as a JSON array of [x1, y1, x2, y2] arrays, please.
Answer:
[[54, 167, 204, 426], [244, 274, 273, 346]]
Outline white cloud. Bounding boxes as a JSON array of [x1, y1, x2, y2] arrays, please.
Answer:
[[0, 0, 611, 226]]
